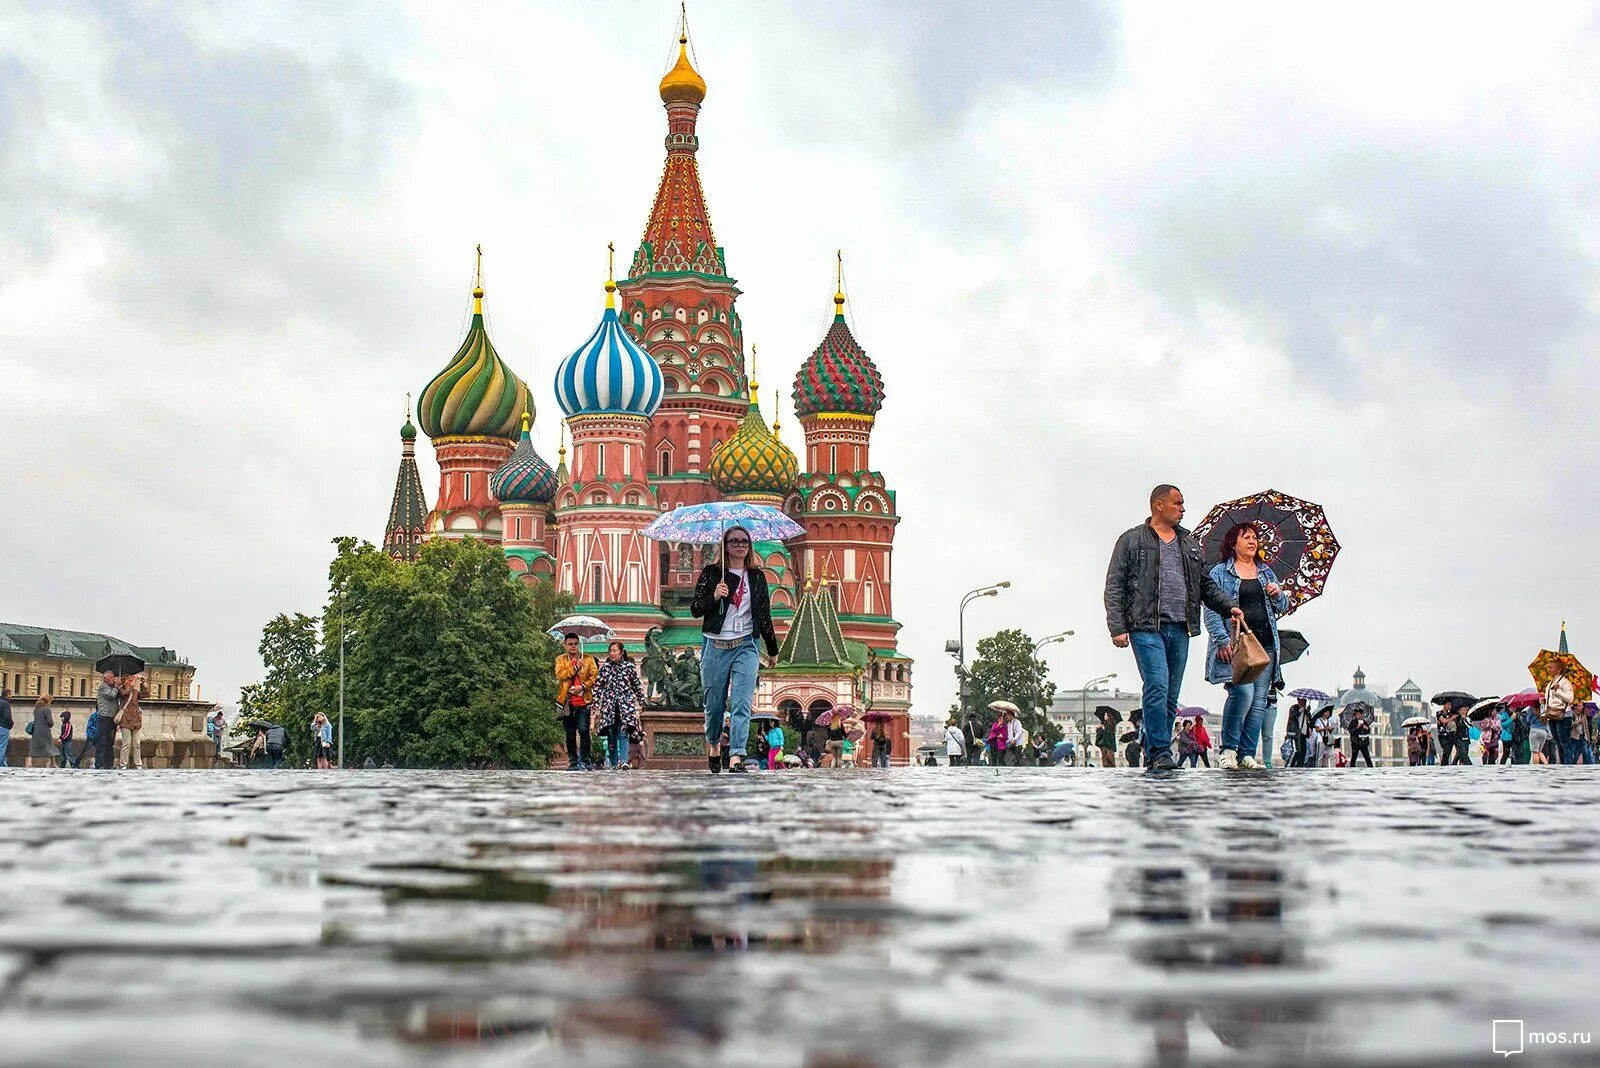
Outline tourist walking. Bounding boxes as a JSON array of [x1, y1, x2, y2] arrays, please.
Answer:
[[765, 721, 786, 770], [554, 632, 598, 770], [1284, 696, 1310, 767], [27, 694, 58, 768], [1095, 711, 1118, 768], [1347, 708, 1373, 767], [117, 675, 146, 769], [1500, 707, 1521, 764], [1191, 715, 1212, 767], [58, 711, 81, 768], [1479, 715, 1500, 765], [691, 526, 780, 774], [594, 641, 645, 769], [870, 720, 892, 768], [1005, 709, 1026, 766], [91, 671, 120, 769], [0, 687, 11, 768], [1406, 724, 1429, 767], [1202, 522, 1289, 771], [206, 709, 227, 759], [1104, 484, 1242, 773], [1439, 707, 1471, 765], [1177, 718, 1203, 767], [1544, 669, 1578, 764], [311, 711, 334, 769], [986, 713, 1009, 767], [944, 719, 965, 766]]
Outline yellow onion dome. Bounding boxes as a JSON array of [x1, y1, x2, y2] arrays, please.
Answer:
[[418, 281, 531, 441], [709, 384, 799, 500], [659, 35, 707, 105]]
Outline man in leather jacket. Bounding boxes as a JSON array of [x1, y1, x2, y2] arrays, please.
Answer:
[[1105, 484, 1241, 772]]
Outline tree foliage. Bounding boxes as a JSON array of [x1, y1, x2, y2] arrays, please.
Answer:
[[242, 537, 573, 768], [965, 628, 1061, 747]]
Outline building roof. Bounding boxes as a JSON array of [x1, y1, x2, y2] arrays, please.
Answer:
[[418, 269, 531, 441], [384, 416, 429, 559], [778, 579, 852, 668], [793, 271, 884, 418], [708, 384, 798, 500], [490, 411, 558, 505], [0, 623, 189, 668], [555, 278, 665, 418]]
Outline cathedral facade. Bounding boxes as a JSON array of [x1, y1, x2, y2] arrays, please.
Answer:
[[384, 28, 912, 740]]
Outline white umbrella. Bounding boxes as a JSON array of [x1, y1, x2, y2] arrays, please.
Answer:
[[987, 700, 1021, 715], [1401, 716, 1430, 729], [549, 615, 615, 641]]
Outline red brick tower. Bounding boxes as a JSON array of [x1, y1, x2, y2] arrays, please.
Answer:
[[615, 23, 747, 519]]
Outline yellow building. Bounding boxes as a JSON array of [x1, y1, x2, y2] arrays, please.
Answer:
[[0, 623, 195, 701]]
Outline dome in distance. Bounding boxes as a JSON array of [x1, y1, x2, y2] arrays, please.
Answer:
[[555, 278, 664, 418], [793, 287, 885, 418], [710, 386, 799, 500], [418, 278, 531, 441], [490, 411, 558, 506], [659, 35, 707, 105]]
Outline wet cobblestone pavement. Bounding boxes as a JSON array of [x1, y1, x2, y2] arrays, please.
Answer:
[[1, 767, 1597, 1067]]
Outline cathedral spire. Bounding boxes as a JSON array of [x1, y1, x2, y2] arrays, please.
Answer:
[[384, 395, 429, 561], [630, 15, 725, 279]]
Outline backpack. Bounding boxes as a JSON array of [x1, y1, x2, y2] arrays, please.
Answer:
[[86, 714, 101, 743]]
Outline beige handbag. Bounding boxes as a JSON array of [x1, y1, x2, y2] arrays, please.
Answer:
[[1231, 619, 1270, 685]]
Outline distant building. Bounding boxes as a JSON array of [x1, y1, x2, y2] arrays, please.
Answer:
[[1333, 666, 1423, 765], [1050, 686, 1145, 743], [0, 623, 195, 702]]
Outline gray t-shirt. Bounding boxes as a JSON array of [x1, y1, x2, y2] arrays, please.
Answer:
[[95, 682, 120, 719], [1157, 536, 1187, 624]]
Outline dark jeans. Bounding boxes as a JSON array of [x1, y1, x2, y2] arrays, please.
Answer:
[[563, 706, 592, 768], [872, 747, 891, 768], [1552, 718, 1581, 764], [92, 721, 117, 769], [1129, 624, 1189, 758], [1350, 740, 1373, 767], [267, 747, 284, 768], [60, 740, 83, 768], [1500, 743, 1517, 764]]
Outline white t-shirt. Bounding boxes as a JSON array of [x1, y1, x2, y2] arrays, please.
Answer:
[[945, 725, 964, 755], [712, 568, 754, 640]]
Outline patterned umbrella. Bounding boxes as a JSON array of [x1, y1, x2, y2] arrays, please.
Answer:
[[643, 501, 805, 544], [1192, 489, 1340, 615], [548, 615, 615, 641], [1178, 706, 1208, 718], [1289, 688, 1331, 701], [861, 711, 895, 722], [1528, 650, 1594, 703], [814, 705, 859, 727]]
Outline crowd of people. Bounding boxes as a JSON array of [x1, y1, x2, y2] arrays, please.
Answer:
[[0, 672, 147, 769]]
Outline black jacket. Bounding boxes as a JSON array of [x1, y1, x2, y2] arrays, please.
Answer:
[[1104, 520, 1235, 637], [691, 564, 780, 658]]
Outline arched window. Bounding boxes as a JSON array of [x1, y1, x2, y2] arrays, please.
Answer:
[[596, 443, 606, 478], [829, 444, 838, 471], [592, 564, 604, 603], [664, 378, 679, 395], [808, 698, 834, 724], [703, 380, 720, 396], [659, 449, 673, 477]]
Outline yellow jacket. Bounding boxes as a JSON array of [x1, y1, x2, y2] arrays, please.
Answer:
[[555, 653, 598, 707]]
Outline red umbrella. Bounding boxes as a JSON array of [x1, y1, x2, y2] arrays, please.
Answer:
[[1192, 489, 1340, 615], [861, 711, 894, 722], [1504, 690, 1540, 710]]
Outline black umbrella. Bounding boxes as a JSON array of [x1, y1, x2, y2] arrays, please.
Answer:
[[1095, 705, 1123, 724], [1431, 691, 1476, 708], [750, 712, 781, 723], [95, 652, 145, 677], [1278, 629, 1309, 666], [1191, 490, 1341, 615], [1339, 701, 1370, 731]]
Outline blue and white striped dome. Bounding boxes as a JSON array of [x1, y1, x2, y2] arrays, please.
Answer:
[[554, 286, 664, 418]]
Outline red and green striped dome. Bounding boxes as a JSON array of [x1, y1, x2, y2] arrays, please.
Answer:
[[792, 293, 884, 418], [418, 283, 531, 441]]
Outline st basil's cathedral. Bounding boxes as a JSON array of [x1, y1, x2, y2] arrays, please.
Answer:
[[382, 26, 912, 753]]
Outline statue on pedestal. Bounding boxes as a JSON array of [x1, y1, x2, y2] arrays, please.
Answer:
[[642, 627, 671, 708], [666, 648, 704, 711]]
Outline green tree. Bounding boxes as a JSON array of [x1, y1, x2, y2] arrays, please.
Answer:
[[244, 537, 574, 769], [966, 629, 1061, 747]]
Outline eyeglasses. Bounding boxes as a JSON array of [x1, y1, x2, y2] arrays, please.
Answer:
[[726, 539, 750, 546]]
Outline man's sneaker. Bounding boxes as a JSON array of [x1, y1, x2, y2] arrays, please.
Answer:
[[1219, 749, 1239, 771], [1147, 753, 1180, 773], [1238, 755, 1265, 771]]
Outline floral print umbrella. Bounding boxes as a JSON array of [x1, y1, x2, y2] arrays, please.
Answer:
[[1193, 489, 1340, 616], [1528, 650, 1594, 703]]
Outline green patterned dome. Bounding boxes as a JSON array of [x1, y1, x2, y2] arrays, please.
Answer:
[[709, 387, 799, 500], [418, 283, 531, 440]]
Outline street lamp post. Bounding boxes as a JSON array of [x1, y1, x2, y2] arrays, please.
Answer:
[[337, 581, 346, 769], [1031, 630, 1075, 656], [955, 581, 1010, 725]]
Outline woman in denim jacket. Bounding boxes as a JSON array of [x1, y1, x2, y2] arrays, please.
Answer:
[[1202, 524, 1290, 770]]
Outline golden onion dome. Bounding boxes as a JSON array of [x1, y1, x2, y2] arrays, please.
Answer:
[[659, 35, 707, 105], [709, 378, 799, 501]]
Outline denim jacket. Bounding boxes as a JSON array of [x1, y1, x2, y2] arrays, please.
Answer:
[[1202, 559, 1290, 687]]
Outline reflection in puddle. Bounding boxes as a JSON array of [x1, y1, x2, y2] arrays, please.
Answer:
[[0, 770, 1596, 1065]]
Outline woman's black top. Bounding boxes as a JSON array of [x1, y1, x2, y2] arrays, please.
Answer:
[[829, 725, 845, 742], [1237, 578, 1273, 648]]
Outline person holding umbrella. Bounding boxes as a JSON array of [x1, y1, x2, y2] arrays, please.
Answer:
[[1347, 705, 1373, 767], [116, 674, 147, 769], [1202, 523, 1290, 771], [690, 525, 780, 774], [1105, 485, 1242, 773], [1095, 707, 1121, 768], [554, 632, 599, 771]]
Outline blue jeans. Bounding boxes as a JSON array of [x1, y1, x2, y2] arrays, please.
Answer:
[[1552, 718, 1581, 764], [702, 636, 759, 757], [607, 731, 630, 767], [1260, 701, 1278, 767], [1221, 654, 1276, 759], [1129, 624, 1190, 759], [0, 726, 8, 766]]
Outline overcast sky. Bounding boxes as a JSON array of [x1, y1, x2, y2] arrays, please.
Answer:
[[4, 1, 1598, 711]]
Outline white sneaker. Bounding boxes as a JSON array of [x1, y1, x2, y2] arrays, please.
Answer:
[[1238, 755, 1265, 771], [1219, 749, 1238, 770]]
